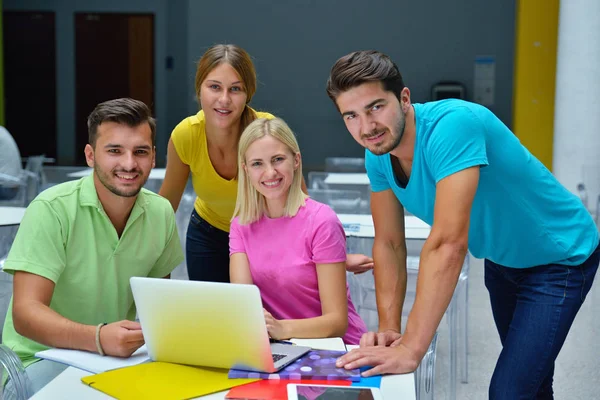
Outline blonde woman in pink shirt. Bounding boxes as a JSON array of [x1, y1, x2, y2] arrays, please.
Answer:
[[229, 118, 367, 344]]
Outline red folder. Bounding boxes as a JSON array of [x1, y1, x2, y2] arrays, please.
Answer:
[[226, 379, 352, 400]]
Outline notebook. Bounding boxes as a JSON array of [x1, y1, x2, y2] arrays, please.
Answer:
[[35, 345, 150, 374], [289, 337, 345, 351], [228, 349, 361, 381], [33, 338, 344, 375], [81, 361, 258, 400]]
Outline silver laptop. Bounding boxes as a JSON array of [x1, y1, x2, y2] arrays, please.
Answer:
[[130, 277, 311, 372]]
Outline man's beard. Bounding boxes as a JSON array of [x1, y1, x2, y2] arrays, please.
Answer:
[[366, 111, 406, 155], [94, 164, 146, 198]]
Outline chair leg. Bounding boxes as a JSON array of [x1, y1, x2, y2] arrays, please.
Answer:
[[447, 294, 457, 400], [460, 278, 469, 384], [414, 331, 438, 400]]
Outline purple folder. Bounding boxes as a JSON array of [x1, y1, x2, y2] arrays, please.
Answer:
[[228, 349, 361, 381]]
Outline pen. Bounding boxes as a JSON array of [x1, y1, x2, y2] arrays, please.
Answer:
[[270, 338, 294, 345]]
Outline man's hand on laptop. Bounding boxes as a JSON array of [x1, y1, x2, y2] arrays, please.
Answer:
[[359, 329, 402, 347], [99, 320, 145, 357], [264, 309, 290, 340]]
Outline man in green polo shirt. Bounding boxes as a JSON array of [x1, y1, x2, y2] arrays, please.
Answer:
[[1, 98, 184, 394]]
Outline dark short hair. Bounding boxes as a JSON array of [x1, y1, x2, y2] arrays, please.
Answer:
[[87, 98, 156, 147], [326, 50, 406, 107]]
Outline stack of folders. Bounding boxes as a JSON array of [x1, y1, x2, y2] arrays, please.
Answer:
[[81, 362, 258, 400], [35, 346, 257, 399], [226, 379, 352, 400], [226, 349, 382, 400], [228, 349, 362, 381], [35, 337, 382, 400]]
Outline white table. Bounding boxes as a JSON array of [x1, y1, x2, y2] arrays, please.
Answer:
[[323, 173, 370, 185], [338, 214, 431, 240], [0, 206, 26, 227], [67, 168, 167, 180], [31, 339, 415, 400]]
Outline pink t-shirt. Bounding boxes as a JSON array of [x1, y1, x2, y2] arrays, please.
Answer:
[[229, 198, 367, 345]]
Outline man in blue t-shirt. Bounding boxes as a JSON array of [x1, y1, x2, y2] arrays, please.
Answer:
[[327, 50, 599, 399]]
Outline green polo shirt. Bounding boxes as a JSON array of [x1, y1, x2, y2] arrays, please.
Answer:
[[1, 175, 184, 367]]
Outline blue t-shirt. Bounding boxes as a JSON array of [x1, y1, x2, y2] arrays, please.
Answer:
[[366, 99, 598, 268]]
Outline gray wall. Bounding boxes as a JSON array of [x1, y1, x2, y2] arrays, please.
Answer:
[[4, 0, 516, 169], [165, 0, 190, 151], [186, 0, 516, 170]]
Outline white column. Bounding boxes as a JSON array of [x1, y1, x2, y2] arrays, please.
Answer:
[[553, 0, 600, 207]]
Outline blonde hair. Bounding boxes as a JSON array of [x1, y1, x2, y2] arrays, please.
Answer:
[[195, 44, 258, 133], [233, 118, 307, 224]]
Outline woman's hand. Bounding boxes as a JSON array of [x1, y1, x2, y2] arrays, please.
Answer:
[[346, 253, 374, 274], [264, 309, 290, 340]]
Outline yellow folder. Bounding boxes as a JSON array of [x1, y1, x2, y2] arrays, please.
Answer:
[[81, 361, 258, 400]]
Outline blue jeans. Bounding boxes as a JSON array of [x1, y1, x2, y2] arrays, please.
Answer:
[[185, 209, 230, 283], [485, 243, 600, 400]]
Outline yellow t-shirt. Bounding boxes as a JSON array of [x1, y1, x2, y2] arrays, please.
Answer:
[[171, 109, 275, 231]]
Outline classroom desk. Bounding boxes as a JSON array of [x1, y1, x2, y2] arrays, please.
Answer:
[[323, 172, 370, 185], [338, 213, 431, 240], [0, 207, 26, 227], [31, 339, 416, 400], [67, 168, 167, 180]]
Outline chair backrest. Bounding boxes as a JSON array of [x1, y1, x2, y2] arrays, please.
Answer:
[[307, 171, 371, 207], [324, 157, 366, 173], [307, 188, 368, 214], [0, 255, 32, 399], [0, 172, 28, 207], [0, 344, 33, 399], [170, 185, 196, 280], [23, 155, 47, 203]]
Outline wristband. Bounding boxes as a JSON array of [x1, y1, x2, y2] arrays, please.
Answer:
[[95, 323, 108, 356]]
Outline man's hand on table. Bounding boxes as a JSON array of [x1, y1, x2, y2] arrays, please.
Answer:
[[337, 341, 420, 377], [359, 329, 402, 347], [336, 329, 419, 377]]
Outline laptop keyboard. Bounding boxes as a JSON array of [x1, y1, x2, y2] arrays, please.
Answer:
[[272, 353, 286, 363]]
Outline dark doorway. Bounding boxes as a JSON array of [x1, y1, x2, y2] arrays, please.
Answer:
[[75, 13, 154, 164], [3, 11, 57, 160]]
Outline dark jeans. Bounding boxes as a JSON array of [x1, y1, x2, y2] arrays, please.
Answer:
[[485, 243, 600, 400], [185, 209, 230, 283]]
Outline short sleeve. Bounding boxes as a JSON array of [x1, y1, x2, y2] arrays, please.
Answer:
[[170, 116, 199, 166], [365, 149, 391, 192], [3, 200, 67, 283], [229, 218, 246, 256], [310, 205, 347, 264], [255, 111, 276, 120], [147, 211, 184, 278], [425, 109, 489, 183]]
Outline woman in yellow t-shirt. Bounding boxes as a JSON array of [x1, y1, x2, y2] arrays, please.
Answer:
[[159, 44, 373, 282]]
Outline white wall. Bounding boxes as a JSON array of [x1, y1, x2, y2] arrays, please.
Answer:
[[185, 0, 517, 170], [553, 0, 600, 206]]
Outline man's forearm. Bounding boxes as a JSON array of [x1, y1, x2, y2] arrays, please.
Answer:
[[373, 240, 407, 332], [401, 240, 466, 358], [13, 301, 97, 353]]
